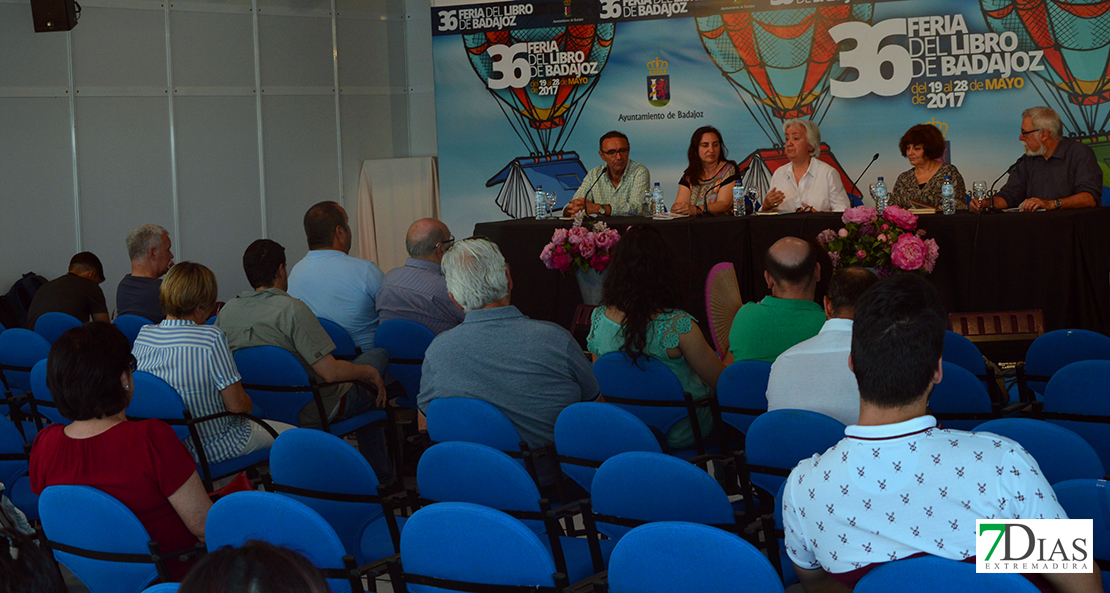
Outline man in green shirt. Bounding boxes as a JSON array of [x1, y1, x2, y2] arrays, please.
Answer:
[[725, 237, 825, 363]]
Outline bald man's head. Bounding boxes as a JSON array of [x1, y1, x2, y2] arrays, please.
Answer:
[[406, 218, 452, 262], [765, 237, 818, 286]]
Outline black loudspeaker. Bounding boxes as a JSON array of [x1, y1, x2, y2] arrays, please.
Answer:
[[31, 0, 78, 32]]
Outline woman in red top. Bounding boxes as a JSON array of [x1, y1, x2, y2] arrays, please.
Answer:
[[29, 322, 212, 581]]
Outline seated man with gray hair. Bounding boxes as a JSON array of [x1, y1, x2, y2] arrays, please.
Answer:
[[376, 218, 465, 335], [117, 224, 175, 322], [417, 237, 599, 451]]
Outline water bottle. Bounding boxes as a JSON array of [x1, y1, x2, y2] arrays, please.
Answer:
[[874, 176, 888, 214], [941, 174, 955, 215], [651, 182, 665, 215], [732, 184, 745, 217], [747, 188, 760, 213], [534, 185, 546, 220]]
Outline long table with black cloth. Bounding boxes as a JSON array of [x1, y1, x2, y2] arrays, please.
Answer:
[[473, 208, 1110, 338]]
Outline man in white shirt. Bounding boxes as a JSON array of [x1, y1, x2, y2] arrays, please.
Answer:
[[766, 266, 877, 425]]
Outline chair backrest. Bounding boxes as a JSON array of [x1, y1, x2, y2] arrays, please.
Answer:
[[0, 328, 51, 395], [590, 451, 735, 540], [373, 319, 436, 409], [33, 311, 82, 345], [318, 318, 360, 360], [607, 522, 784, 593], [114, 315, 154, 347], [426, 397, 525, 453], [39, 485, 161, 593], [853, 554, 1041, 593], [126, 371, 191, 442], [745, 409, 845, 499], [592, 352, 691, 437], [418, 441, 545, 532], [0, 414, 29, 488], [269, 429, 389, 562], [554, 402, 661, 493], [974, 418, 1105, 485], [714, 360, 771, 435], [1053, 479, 1110, 581], [928, 362, 994, 431], [233, 346, 315, 426], [944, 330, 987, 377], [1043, 360, 1110, 471], [205, 491, 356, 593], [142, 584, 180, 593], [29, 358, 70, 425], [705, 262, 742, 358], [1025, 329, 1110, 397], [398, 502, 558, 592]]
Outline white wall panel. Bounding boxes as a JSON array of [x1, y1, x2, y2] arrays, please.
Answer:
[[173, 96, 261, 300], [337, 17, 406, 89], [258, 14, 333, 88], [261, 95, 339, 266], [0, 4, 69, 89], [71, 7, 167, 88], [75, 97, 174, 309], [171, 11, 255, 88]]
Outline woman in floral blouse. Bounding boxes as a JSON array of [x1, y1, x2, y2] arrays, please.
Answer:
[[890, 124, 967, 210]]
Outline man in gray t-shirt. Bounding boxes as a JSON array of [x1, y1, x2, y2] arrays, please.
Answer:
[[417, 238, 599, 449]]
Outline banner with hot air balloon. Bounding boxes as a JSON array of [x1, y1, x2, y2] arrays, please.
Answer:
[[431, 0, 1110, 235]]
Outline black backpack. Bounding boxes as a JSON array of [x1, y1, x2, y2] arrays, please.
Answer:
[[0, 272, 48, 330]]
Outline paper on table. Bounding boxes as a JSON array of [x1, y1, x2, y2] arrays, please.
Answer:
[[653, 212, 690, 220]]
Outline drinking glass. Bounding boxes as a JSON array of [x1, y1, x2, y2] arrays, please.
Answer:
[[972, 181, 987, 208], [747, 188, 760, 213], [544, 191, 557, 218], [643, 191, 654, 217]]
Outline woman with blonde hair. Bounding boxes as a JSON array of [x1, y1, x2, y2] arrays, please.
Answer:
[[133, 262, 294, 464]]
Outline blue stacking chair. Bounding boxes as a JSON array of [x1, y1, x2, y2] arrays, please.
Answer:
[[944, 330, 1005, 405], [268, 428, 404, 566], [772, 480, 798, 587], [142, 585, 179, 593], [0, 414, 36, 521], [29, 359, 70, 426], [32, 311, 82, 345], [374, 319, 436, 410], [205, 491, 368, 593], [319, 318, 361, 361], [743, 409, 845, 509], [0, 328, 51, 431], [126, 371, 275, 491], [929, 362, 997, 431], [1053, 479, 1110, 589], [593, 352, 713, 457], [39, 485, 201, 593], [233, 345, 393, 443], [425, 397, 546, 483], [1038, 360, 1110, 471], [710, 360, 771, 437], [553, 402, 662, 494], [416, 441, 609, 583], [974, 418, 1105, 485], [1019, 329, 1110, 403], [114, 314, 154, 347], [854, 555, 1041, 592], [587, 451, 743, 543], [607, 522, 785, 593], [387, 502, 571, 593]]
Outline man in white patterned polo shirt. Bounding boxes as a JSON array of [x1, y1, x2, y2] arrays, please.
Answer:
[[781, 274, 1101, 593]]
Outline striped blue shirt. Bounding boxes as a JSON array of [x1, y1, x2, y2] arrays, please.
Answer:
[[133, 320, 251, 463]]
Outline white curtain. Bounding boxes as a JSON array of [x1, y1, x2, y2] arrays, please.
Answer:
[[355, 157, 440, 273]]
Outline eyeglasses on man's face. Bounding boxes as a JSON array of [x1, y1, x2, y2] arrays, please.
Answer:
[[436, 236, 455, 250], [601, 148, 630, 157], [1020, 128, 1041, 137]]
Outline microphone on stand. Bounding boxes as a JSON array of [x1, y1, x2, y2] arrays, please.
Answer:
[[574, 166, 607, 216], [980, 157, 1021, 213], [850, 153, 880, 197]]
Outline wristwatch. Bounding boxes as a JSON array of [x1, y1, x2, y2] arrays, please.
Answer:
[[1053, 199, 1062, 210]]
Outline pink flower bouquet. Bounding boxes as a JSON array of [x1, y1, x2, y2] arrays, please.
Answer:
[[540, 212, 621, 274], [816, 205, 939, 276]]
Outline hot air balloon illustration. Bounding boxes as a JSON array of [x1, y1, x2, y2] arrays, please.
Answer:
[[980, 0, 1110, 202], [465, 24, 616, 217], [696, 5, 874, 200]]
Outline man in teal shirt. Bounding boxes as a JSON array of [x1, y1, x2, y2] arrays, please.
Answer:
[[725, 237, 825, 363]]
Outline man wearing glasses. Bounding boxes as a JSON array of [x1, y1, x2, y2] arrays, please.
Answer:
[[971, 106, 1101, 212], [376, 218, 465, 335], [564, 130, 651, 217]]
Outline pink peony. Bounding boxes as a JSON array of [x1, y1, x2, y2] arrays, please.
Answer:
[[891, 233, 926, 270], [594, 229, 620, 251], [881, 223, 889, 230], [923, 238, 940, 273], [552, 252, 572, 272], [856, 249, 867, 259], [882, 205, 918, 230], [590, 253, 610, 271], [816, 229, 838, 245], [842, 206, 878, 225], [551, 228, 568, 245], [877, 234, 887, 243], [829, 251, 840, 267], [567, 226, 588, 245], [540, 243, 555, 268], [579, 236, 596, 259], [838, 228, 849, 237]]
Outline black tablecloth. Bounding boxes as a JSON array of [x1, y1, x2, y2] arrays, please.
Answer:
[[474, 209, 1110, 335]]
